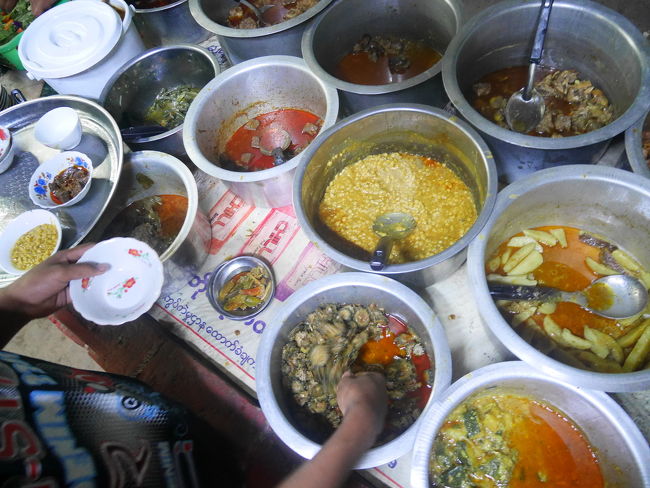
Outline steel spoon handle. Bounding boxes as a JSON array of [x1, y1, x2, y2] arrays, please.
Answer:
[[370, 236, 394, 271], [530, 0, 554, 64], [489, 284, 559, 301]]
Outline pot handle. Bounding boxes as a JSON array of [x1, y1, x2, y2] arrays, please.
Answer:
[[11, 89, 27, 105]]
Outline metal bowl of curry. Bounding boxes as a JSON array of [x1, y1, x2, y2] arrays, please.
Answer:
[[442, 0, 650, 184], [467, 165, 650, 392], [625, 110, 650, 179], [411, 361, 650, 488], [293, 103, 497, 288], [257, 272, 452, 469]]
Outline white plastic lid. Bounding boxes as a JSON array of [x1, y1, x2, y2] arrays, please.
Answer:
[[18, 1, 122, 80]]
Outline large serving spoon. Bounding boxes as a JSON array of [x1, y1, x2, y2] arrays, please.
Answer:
[[504, 0, 554, 133], [370, 212, 416, 271], [236, 0, 275, 26], [489, 274, 648, 319]]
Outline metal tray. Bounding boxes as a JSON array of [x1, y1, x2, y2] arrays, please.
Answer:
[[0, 95, 123, 286]]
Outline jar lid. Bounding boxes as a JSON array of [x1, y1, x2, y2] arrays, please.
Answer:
[[18, 1, 122, 80]]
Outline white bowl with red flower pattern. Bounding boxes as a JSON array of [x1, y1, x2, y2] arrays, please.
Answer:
[[0, 126, 15, 174], [70, 237, 164, 326]]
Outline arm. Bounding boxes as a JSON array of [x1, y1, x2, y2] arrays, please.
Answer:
[[279, 371, 388, 488], [0, 244, 108, 348], [0, 0, 56, 16]]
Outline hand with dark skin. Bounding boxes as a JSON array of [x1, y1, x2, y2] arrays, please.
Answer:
[[0, 0, 56, 16], [0, 244, 108, 348], [279, 371, 388, 488]]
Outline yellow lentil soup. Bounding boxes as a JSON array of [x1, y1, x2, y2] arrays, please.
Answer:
[[318, 152, 477, 264], [10, 224, 58, 271]]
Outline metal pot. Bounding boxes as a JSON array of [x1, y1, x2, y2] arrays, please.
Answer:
[[131, 0, 211, 47], [625, 110, 650, 178], [189, 0, 334, 64], [100, 44, 220, 162], [411, 362, 650, 487], [257, 272, 452, 469], [183, 55, 339, 209], [442, 0, 650, 184], [301, 0, 463, 115], [466, 165, 650, 392], [294, 104, 497, 288], [85, 150, 211, 296]]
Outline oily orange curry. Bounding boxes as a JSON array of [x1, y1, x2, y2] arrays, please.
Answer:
[[429, 392, 604, 488]]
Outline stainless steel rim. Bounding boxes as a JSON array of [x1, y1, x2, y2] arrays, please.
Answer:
[[133, 0, 187, 14], [625, 110, 650, 178], [466, 165, 650, 391], [98, 44, 220, 143], [256, 271, 452, 469], [293, 103, 497, 275], [183, 55, 339, 183], [189, 0, 335, 38], [442, 0, 650, 150], [410, 361, 650, 488], [300, 0, 463, 95]]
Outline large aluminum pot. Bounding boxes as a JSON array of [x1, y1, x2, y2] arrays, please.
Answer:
[[100, 44, 220, 162], [189, 0, 334, 64], [184, 55, 339, 209], [86, 150, 211, 296], [411, 362, 650, 487], [625, 110, 650, 178], [466, 165, 650, 392], [294, 104, 497, 288], [302, 0, 463, 115], [130, 0, 211, 47], [443, 0, 650, 184], [257, 272, 452, 469]]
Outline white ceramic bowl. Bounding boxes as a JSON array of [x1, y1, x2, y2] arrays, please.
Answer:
[[34, 107, 83, 150], [0, 209, 62, 275], [29, 151, 93, 208], [69, 237, 164, 326], [0, 126, 15, 174]]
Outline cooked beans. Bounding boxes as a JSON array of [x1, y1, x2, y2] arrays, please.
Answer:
[[10, 224, 58, 270], [318, 152, 477, 263]]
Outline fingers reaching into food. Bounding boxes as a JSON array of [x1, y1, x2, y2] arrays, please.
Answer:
[[337, 370, 388, 439]]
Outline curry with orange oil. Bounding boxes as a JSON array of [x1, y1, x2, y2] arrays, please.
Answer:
[[487, 225, 650, 373], [429, 392, 604, 488]]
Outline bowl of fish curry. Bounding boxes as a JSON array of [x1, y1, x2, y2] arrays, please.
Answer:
[[256, 272, 452, 469], [294, 103, 496, 288], [410, 362, 650, 488], [467, 165, 650, 392]]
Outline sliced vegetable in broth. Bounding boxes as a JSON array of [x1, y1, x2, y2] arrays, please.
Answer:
[[429, 392, 604, 488]]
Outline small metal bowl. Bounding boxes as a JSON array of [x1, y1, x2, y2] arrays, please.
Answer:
[[207, 255, 275, 320]]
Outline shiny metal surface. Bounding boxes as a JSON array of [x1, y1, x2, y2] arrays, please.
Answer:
[[0, 96, 123, 287], [466, 165, 650, 391], [443, 0, 650, 183], [294, 104, 497, 288], [301, 0, 463, 114], [189, 0, 334, 64], [625, 110, 650, 178], [411, 362, 650, 488], [100, 44, 220, 162], [206, 255, 274, 320], [183, 55, 339, 209], [257, 272, 452, 469], [131, 0, 211, 47], [85, 150, 211, 296]]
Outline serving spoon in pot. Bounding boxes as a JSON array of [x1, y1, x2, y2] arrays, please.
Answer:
[[235, 0, 275, 26], [489, 274, 648, 319], [370, 212, 416, 271], [504, 0, 554, 133]]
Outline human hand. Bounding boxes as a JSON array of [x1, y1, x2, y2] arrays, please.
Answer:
[[30, 0, 56, 16], [0, 0, 18, 13], [336, 371, 388, 440], [0, 243, 109, 320]]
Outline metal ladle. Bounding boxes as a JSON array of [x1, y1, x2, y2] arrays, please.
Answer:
[[489, 274, 648, 319], [505, 0, 554, 133], [370, 212, 416, 271], [235, 0, 275, 26]]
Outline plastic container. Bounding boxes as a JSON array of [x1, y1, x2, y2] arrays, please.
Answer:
[[0, 0, 70, 71], [17, 0, 145, 100]]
